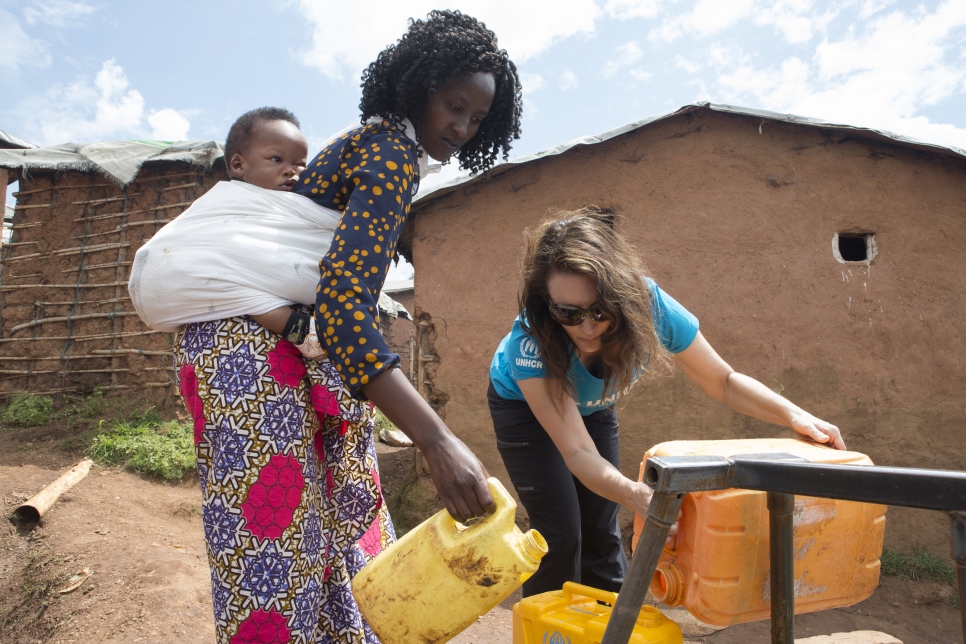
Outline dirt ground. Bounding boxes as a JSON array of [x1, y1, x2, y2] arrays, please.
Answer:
[[0, 420, 961, 644]]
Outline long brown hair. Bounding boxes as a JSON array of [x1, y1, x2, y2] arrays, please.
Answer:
[[518, 207, 672, 403]]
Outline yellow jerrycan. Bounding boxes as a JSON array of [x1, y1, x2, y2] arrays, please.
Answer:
[[352, 477, 548, 644], [513, 582, 683, 644], [632, 438, 886, 625]]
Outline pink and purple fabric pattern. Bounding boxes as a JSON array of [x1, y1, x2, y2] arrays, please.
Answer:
[[176, 315, 395, 643]]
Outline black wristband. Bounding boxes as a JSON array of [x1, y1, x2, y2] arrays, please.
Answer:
[[281, 310, 311, 345]]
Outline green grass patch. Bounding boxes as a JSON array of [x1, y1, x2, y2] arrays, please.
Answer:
[[881, 546, 956, 584], [373, 408, 399, 433], [53, 387, 105, 421], [0, 393, 53, 427], [88, 411, 195, 480]]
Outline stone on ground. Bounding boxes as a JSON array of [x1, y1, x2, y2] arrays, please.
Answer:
[[378, 427, 413, 447], [794, 631, 902, 643], [658, 607, 728, 637]]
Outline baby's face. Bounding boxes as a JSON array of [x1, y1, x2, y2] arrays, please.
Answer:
[[230, 119, 308, 191]]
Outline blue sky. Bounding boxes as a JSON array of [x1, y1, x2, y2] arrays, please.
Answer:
[[3, 0, 966, 280]]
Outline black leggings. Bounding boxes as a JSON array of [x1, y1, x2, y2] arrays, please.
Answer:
[[487, 380, 627, 597]]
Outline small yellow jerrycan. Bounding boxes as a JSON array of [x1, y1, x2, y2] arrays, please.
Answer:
[[352, 477, 548, 644], [513, 582, 683, 644]]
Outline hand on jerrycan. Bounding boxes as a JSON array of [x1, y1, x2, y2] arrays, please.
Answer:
[[352, 477, 548, 644], [421, 433, 496, 523]]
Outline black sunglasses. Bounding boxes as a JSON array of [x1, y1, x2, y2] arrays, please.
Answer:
[[548, 302, 609, 326]]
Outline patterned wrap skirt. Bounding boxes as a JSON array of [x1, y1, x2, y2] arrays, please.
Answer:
[[174, 316, 396, 644]]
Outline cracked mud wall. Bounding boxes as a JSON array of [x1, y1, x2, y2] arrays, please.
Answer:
[[414, 312, 449, 415], [0, 163, 224, 401], [408, 108, 966, 552]]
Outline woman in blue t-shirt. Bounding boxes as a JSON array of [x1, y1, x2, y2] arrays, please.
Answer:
[[488, 207, 845, 597]]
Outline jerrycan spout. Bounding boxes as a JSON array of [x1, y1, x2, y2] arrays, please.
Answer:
[[520, 529, 548, 565]]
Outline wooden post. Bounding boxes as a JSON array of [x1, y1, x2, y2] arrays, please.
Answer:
[[1, 168, 8, 249]]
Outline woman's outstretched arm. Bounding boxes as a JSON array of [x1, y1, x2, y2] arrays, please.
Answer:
[[363, 367, 494, 522], [672, 331, 846, 449]]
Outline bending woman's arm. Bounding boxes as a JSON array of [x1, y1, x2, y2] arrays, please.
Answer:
[[672, 331, 846, 449], [517, 377, 656, 519]]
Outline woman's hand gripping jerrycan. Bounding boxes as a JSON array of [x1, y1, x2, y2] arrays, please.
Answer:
[[632, 439, 887, 626], [352, 477, 548, 644]]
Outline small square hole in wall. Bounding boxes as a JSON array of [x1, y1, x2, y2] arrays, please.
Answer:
[[833, 232, 876, 264]]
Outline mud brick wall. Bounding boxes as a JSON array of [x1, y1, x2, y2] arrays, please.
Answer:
[[380, 314, 415, 384], [405, 108, 966, 554], [0, 162, 224, 400]]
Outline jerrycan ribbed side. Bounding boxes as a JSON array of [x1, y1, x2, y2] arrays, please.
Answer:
[[353, 477, 547, 644], [631, 439, 887, 626]]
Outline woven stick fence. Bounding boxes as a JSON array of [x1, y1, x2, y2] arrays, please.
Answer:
[[0, 164, 224, 398]]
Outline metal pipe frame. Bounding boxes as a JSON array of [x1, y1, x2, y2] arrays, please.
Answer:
[[599, 454, 966, 644]]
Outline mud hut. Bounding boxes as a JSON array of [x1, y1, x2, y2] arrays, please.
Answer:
[[400, 103, 966, 552], [0, 141, 420, 402], [0, 141, 226, 399]]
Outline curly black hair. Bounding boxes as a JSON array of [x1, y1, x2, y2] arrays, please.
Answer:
[[224, 107, 300, 176], [358, 10, 523, 175]]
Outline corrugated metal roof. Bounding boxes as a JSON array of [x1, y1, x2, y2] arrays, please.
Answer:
[[412, 102, 966, 207], [377, 292, 412, 320], [383, 279, 414, 293], [0, 140, 224, 187], [0, 129, 37, 150]]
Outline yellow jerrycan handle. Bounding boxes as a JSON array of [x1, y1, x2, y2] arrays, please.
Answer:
[[562, 581, 619, 606], [438, 477, 514, 535]]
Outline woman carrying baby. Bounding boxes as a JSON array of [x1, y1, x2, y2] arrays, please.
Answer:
[[173, 11, 522, 644]]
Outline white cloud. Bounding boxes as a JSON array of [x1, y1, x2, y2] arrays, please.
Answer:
[[295, 0, 603, 79], [148, 108, 191, 141], [23, 1, 98, 28], [859, 0, 897, 20], [0, 9, 51, 73], [651, 0, 832, 45], [519, 72, 546, 119], [630, 68, 653, 81], [712, 2, 966, 149], [387, 256, 415, 281], [603, 41, 645, 77], [520, 72, 547, 93], [559, 68, 579, 90], [603, 0, 662, 19], [651, 0, 756, 43], [753, 0, 818, 44], [26, 59, 193, 145], [673, 54, 703, 74]]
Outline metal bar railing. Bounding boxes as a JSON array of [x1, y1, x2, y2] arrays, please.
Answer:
[[599, 454, 966, 644]]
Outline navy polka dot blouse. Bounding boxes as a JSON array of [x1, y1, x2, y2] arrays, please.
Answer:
[[294, 120, 420, 398]]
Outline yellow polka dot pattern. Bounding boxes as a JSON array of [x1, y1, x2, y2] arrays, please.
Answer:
[[294, 120, 419, 398]]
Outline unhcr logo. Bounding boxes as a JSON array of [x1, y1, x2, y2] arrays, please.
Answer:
[[516, 337, 543, 369], [520, 337, 540, 359]]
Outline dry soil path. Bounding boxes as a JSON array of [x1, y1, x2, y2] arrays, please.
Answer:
[[0, 439, 960, 643]]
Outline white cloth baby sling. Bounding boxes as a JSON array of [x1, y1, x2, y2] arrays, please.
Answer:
[[128, 180, 342, 332]]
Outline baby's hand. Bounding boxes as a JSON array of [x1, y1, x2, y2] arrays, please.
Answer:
[[295, 317, 326, 361]]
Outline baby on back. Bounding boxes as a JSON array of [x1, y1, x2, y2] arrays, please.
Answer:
[[128, 107, 334, 357]]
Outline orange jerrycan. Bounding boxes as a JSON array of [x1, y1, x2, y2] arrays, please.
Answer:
[[632, 439, 886, 626], [513, 582, 683, 644], [352, 477, 548, 644]]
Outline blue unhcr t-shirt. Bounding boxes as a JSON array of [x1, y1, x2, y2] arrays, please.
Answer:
[[489, 280, 699, 416]]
